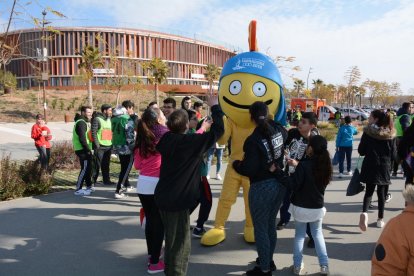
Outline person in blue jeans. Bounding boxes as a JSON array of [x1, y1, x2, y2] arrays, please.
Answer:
[[274, 135, 332, 275], [233, 102, 287, 276], [206, 143, 225, 180], [336, 116, 358, 178]]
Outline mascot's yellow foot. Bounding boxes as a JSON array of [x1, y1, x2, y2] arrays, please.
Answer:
[[244, 226, 255, 243], [200, 228, 226, 246]]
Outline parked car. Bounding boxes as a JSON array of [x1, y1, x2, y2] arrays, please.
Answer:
[[336, 107, 368, 120]]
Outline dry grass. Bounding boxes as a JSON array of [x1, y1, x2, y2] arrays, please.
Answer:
[[0, 88, 167, 122]]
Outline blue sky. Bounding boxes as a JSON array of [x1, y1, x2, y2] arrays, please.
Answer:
[[1, 0, 413, 94]]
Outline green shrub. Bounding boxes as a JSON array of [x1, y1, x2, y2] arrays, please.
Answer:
[[51, 98, 58, 109], [0, 154, 25, 200], [59, 100, 65, 111], [19, 160, 54, 196], [49, 140, 80, 170]]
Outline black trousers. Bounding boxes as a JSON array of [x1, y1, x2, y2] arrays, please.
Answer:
[[116, 154, 133, 193], [75, 150, 92, 190], [363, 183, 387, 219], [190, 176, 212, 229], [138, 194, 164, 264], [92, 146, 112, 183]]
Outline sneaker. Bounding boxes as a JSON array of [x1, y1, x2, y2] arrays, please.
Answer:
[[114, 192, 127, 199], [320, 265, 330, 275], [392, 172, 397, 177], [216, 173, 222, 180], [293, 263, 304, 275], [359, 212, 368, 232], [276, 221, 288, 230], [74, 189, 89, 196], [385, 193, 392, 203], [346, 171, 353, 176], [122, 186, 134, 192], [206, 175, 210, 180], [377, 219, 385, 228], [192, 227, 206, 238], [85, 186, 95, 193], [255, 257, 276, 271], [246, 266, 271, 276], [147, 260, 165, 274], [338, 173, 343, 178], [307, 238, 315, 248]]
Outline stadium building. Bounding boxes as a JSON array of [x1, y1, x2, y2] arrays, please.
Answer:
[[4, 27, 236, 94]]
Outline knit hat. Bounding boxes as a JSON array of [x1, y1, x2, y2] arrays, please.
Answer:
[[220, 51, 287, 126]]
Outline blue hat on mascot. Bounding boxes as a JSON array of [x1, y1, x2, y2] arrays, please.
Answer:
[[220, 24, 287, 126]]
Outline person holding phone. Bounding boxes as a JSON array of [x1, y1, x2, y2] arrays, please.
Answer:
[[31, 114, 52, 170]]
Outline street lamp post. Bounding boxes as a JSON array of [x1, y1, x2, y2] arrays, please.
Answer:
[[41, 10, 49, 122]]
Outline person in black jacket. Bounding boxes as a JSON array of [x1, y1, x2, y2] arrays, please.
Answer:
[[154, 94, 224, 276], [397, 122, 414, 186], [274, 135, 332, 275], [91, 104, 113, 185], [233, 101, 287, 276], [72, 106, 94, 196], [358, 110, 396, 231]]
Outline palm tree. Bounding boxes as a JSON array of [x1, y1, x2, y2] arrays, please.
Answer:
[[78, 45, 104, 107], [204, 64, 221, 95], [142, 57, 169, 105], [312, 78, 323, 98], [293, 79, 305, 97]]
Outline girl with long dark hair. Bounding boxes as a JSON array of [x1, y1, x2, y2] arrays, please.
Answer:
[[274, 135, 332, 275], [233, 101, 287, 276], [134, 107, 168, 274], [358, 109, 396, 231]]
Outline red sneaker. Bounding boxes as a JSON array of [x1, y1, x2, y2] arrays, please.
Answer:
[[148, 260, 165, 274]]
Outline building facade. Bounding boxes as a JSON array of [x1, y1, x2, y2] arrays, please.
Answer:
[[5, 27, 235, 93]]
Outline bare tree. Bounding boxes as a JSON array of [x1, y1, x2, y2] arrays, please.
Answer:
[[344, 66, 361, 108]]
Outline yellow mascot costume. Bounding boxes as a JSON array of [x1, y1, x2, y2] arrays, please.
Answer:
[[201, 20, 287, 246]]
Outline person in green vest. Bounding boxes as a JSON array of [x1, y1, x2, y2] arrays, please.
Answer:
[[393, 102, 414, 177], [112, 105, 135, 199], [73, 105, 93, 196], [91, 104, 113, 186]]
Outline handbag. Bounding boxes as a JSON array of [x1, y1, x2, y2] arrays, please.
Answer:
[[346, 168, 365, 196], [332, 150, 339, 166]]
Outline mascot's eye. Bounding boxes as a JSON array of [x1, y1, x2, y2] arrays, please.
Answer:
[[229, 80, 242, 95], [252, 82, 266, 97]]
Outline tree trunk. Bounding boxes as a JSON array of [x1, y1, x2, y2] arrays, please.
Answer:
[[88, 79, 93, 108], [155, 83, 159, 106], [116, 88, 121, 106]]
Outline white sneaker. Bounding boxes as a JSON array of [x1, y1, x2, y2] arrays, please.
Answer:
[[216, 173, 222, 180], [320, 265, 330, 275], [346, 171, 353, 176], [123, 186, 134, 192], [206, 175, 210, 180], [385, 193, 392, 203], [115, 192, 127, 199], [293, 262, 304, 275], [338, 173, 343, 178], [359, 212, 368, 231], [85, 186, 95, 193], [377, 219, 385, 228], [74, 189, 91, 196]]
